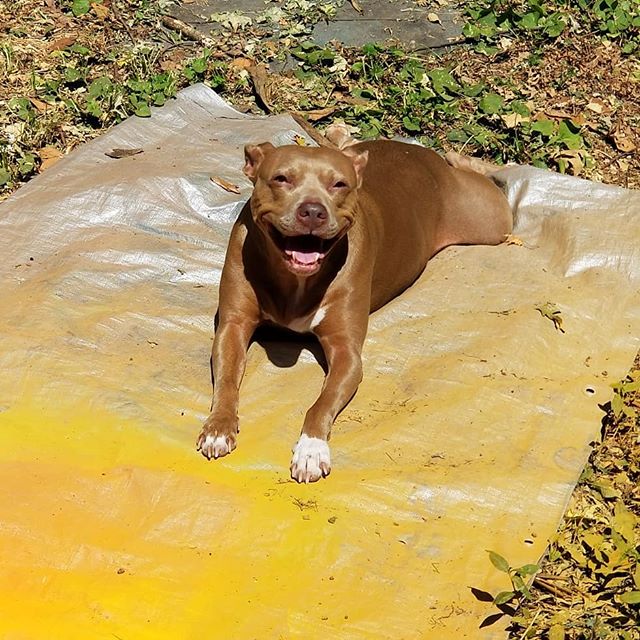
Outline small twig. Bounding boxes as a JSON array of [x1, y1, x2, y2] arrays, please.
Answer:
[[160, 41, 198, 57], [533, 576, 574, 600], [602, 150, 635, 170], [160, 15, 208, 43], [518, 609, 541, 640]]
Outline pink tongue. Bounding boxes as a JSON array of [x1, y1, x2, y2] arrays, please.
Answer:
[[292, 251, 320, 265]]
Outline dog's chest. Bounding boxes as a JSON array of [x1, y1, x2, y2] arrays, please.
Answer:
[[263, 305, 326, 334], [259, 279, 327, 333]]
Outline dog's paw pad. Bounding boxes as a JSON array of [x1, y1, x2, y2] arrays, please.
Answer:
[[197, 432, 235, 460], [290, 434, 331, 483]]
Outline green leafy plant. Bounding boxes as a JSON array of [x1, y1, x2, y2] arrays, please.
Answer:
[[463, 0, 640, 53], [610, 374, 639, 419], [487, 550, 540, 606]]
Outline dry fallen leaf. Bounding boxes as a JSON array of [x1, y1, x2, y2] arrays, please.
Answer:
[[427, 12, 442, 23], [230, 57, 254, 69], [29, 98, 50, 112], [210, 176, 241, 194], [91, 2, 109, 19], [617, 158, 630, 172], [556, 149, 586, 175], [105, 148, 144, 159], [612, 127, 637, 153], [247, 64, 275, 113], [304, 106, 336, 122], [536, 302, 565, 333], [38, 146, 63, 172], [504, 234, 524, 246], [47, 36, 76, 52], [501, 113, 529, 128], [586, 100, 604, 114], [545, 108, 573, 119], [349, 0, 363, 13]]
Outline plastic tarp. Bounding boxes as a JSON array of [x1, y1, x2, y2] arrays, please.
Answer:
[[1, 84, 638, 639]]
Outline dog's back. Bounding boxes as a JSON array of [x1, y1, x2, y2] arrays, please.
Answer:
[[351, 140, 512, 311]]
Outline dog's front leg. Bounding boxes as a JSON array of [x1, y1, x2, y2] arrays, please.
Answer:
[[197, 317, 257, 460], [290, 323, 366, 483]]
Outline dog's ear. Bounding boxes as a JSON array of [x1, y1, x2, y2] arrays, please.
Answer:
[[342, 148, 368, 188], [243, 142, 276, 182]]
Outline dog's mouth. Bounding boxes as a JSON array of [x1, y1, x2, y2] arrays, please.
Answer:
[[268, 226, 340, 275]]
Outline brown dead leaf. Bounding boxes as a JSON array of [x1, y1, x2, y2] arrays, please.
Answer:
[[427, 12, 441, 24], [230, 57, 254, 69], [91, 2, 109, 19], [617, 158, 630, 172], [501, 113, 529, 128], [545, 108, 573, 119], [105, 148, 144, 159], [38, 147, 63, 172], [40, 146, 62, 160], [247, 64, 275, 113], [47, 36, 76, 52], [611, 127, 637, 153], [349, 0, 363, 13], [586, 100, 605, 114], [504, 234, 524, 246], [210, 176, 241, 194], [29, 98, 50, 112], [556, 149, 585, 175], [159, 59, 180, 72], [304, 106, 336, 122]]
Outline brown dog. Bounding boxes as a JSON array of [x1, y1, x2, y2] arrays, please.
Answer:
[[197, 139, 512, 482]]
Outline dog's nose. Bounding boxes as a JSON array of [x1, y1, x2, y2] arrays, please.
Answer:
[[296, 201, 328, 230]]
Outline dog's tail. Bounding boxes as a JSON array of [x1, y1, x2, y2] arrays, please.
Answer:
[[289, 115, 359, 151], [444, 150, 505, 177]]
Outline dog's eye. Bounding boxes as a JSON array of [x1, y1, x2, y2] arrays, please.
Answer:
[[272, 174, 290, 184], [332, 180, 348, 189]]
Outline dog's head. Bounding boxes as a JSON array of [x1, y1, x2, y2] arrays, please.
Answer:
[[243, 142, 368, 277]]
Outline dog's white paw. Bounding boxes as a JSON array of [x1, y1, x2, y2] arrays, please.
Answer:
[[290, 434, 331, 483], [197, 432, 236, 460]]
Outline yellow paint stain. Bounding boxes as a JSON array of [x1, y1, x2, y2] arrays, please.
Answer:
[[0, 400, 557, 639]]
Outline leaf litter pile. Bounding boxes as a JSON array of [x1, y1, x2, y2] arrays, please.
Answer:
[[1, 0, 639, 637]]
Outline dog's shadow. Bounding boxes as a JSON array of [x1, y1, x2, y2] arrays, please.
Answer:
[[253, 325, 327, 372], [213, 313, 328, 376]]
